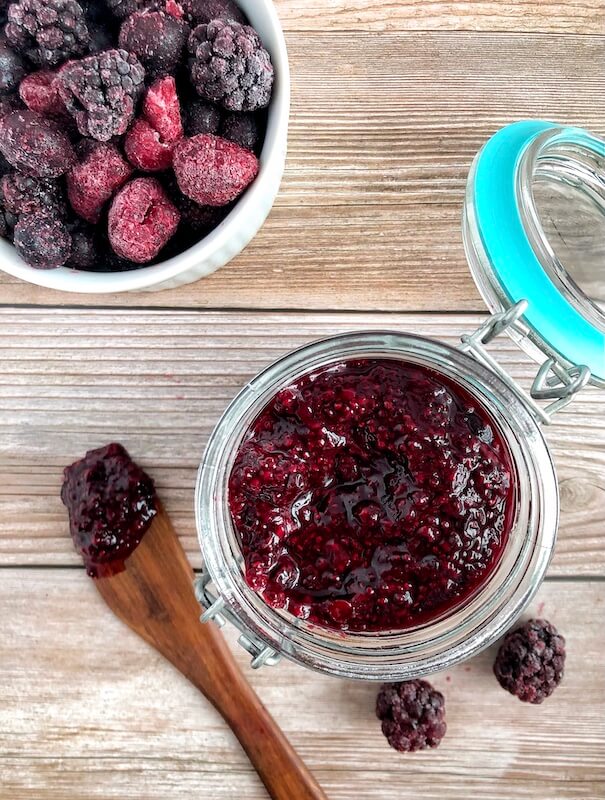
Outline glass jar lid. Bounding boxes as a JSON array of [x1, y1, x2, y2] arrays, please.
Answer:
[[463, 120, 605, 387]]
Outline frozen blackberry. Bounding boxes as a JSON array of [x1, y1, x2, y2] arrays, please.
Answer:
[[184, 99, 220, 136], [104, 0, 160, 18], [5, 0, 90, 68], [182, 0, 244, 24], [221, 112, 258, 151], [14, 210, 71, 268], [0, 37, 26, 94], [119, 10, 189, 78], [188, 19, 274, 112], [376, 680, 446, 753], [0, 110, 76, 177], [58, 49, 145, 141], [66, 217, 97, 269], [494, 618, 566, 704], [1, 170, 66, 217]]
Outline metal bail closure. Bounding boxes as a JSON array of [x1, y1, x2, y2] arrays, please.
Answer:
[[463, 120, 605, 395]]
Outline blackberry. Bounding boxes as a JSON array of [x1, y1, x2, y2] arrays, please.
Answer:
[[0, 37, 26, 94], [14, 210, 71, 268], [1, 170, 66, 217], [104, 0, 160, 18], [58, 49, 145, 141], [221, 111, 258, 151], [376, 680, 446, 752], [66, 217, 98, 269], [493, 618, 566, 704], [188, 19, 274, 112], [182, 0, 244, 25], [5, 0, 90, 68], [184, 99, 221, 136], [119, 10, 189, 79]]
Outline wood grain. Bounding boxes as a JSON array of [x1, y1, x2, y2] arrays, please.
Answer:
[[1, 570, 603, 800], [1, 33, 603, 310], [0, 308, 603, 574], [273, 0, 605, 34]]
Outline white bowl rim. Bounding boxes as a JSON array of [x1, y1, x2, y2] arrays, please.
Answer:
[[0, 0, 291, 294]]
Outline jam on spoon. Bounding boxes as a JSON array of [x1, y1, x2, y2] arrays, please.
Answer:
[[61, 442, 157, 578], [229, 358, 515, 632]]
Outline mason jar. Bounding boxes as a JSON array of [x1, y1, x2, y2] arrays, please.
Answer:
[[194, 120, 605, 680]]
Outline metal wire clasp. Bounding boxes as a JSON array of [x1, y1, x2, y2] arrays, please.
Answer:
[[459, 300, 591, 424], [194, 570, 281, 669]]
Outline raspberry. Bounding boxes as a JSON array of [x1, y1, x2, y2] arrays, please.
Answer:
[[182, 0, 244, 24], [0, 110, 76, 177], [66, 140, 132, 223], [376, 680, 447, 752], [5, 0, 90, 68], [493, 619, 566, 704], [19, 71, 67, 118], [184, 99, 220, 136], [66, 218, 98, 268], [124, 76, 183, 171], [58, 49, 145, 141], [104, 0, 160, 18], [108, 176, 180, 262], [14, 210, 71, 268], [0, 38, 26, 94], [1, 170, 66, 217], [118, 10, 189, 78], [173, 133, 258, 206], [188, 19, 274, 112], [221, 111, 258, 151]]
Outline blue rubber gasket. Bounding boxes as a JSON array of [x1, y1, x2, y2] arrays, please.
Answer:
[[473, 120, 605, 382]]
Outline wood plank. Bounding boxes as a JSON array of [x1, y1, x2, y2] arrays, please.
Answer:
[[273, 0, 605, 34], [1, 32, 603, 310], [0, 308, 603, 575], [0, 571, 603, 800]]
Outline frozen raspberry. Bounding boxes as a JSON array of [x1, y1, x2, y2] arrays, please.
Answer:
[[182, 0, 244, 24], [164, 0, 184, 17], [1, 170, 66, 217], [124, 76, 183, 171], [18, 71, 67, 118], [221, 111, 258, 151], [0, 38, 26, 94], [189, 20, 273, 112], [14, 210, 72, 268], [58, 49, 145, 141], [66, 218, 97, 268], [0, 110, 76, 177], [108, 176, 180, 262], [173, 133, 258, 206], [494, 619, 566, 704], [119, 10, 189, 78], [5, 0, 90, 68], [104, 0, 160, 18], [66, 140, 132, 223], [184, 99, 220, 136], [376, 680, 446, 752]]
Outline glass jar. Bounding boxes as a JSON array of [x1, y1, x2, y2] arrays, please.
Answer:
[[195, 121, 605, 680]]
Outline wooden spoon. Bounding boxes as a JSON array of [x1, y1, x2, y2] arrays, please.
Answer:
[[93, 501, 327, 800]]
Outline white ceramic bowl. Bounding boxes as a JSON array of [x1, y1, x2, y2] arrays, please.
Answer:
[[0, 0, 290, 293]]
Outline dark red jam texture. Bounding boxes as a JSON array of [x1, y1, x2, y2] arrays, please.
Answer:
[[61, 442, 157, 578], [229, 359, 515, 632]]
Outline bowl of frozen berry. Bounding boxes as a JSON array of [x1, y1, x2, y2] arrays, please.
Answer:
[[0, 0, 289, 292]]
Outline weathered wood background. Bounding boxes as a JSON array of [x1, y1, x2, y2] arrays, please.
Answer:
[[1, 1, 604, 798]]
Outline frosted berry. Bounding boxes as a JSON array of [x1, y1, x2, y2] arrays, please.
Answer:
[[104, 0, 160, 18], [66, 140, 132, 223], [221, 111, 258, 151], [66, 218, 98, 268], [119, 10, 189, 78], [124, 76, 183, 171], [188, 19, 273, 111], [58, 49, 145, 141], [173, 133, 258, 206], [182, 0, 244, 24], [5, 0, 90, 68], [494, 619, 566, 704], [1, 170, 66, 217], [0, 37, 26, 94], [14, 210, 71, 268], [376, 680, 446, 752], [0, 110, 76, 177], [108, 176, 180, 262], [184, 99, 220, 136], [18, 70, 67, 118]]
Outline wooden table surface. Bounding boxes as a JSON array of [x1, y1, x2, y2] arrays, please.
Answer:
[[1, 2, 604, 799]]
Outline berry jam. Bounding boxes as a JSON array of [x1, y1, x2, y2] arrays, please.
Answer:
[[61, 443, 157, 578], [229, 359, 515, 632]]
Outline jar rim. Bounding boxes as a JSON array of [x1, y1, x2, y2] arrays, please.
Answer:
[[196, 331, 559, 680]]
